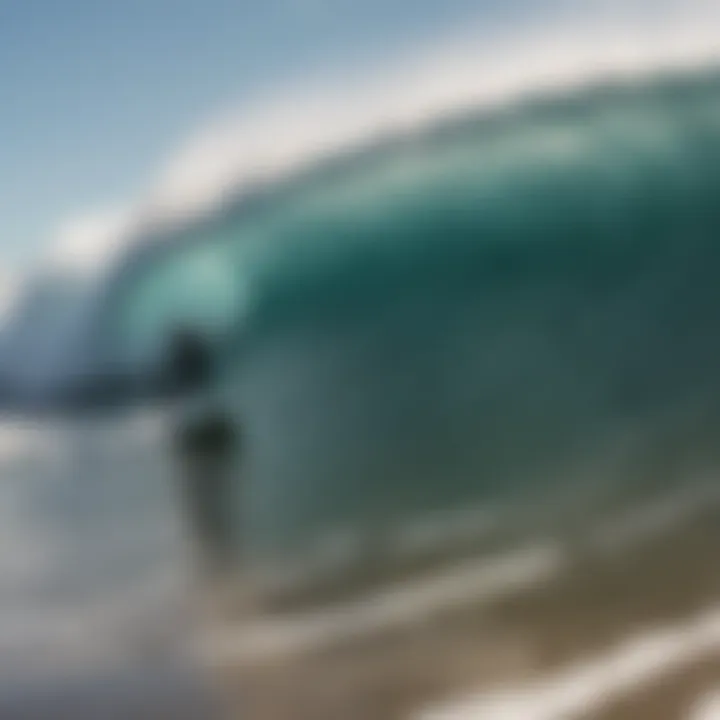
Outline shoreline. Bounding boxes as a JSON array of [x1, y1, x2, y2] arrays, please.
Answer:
[[214, 501, 720, 719]]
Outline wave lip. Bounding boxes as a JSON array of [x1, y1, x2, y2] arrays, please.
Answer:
[[23, 0, 720, 293]]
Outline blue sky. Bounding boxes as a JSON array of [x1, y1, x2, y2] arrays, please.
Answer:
[[0, 0, 537, 269]]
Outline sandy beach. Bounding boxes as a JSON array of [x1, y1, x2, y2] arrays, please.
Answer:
[[212, 501, 720, 719]]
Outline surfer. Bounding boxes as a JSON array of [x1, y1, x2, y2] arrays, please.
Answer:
[[165, 326, 239, 578]]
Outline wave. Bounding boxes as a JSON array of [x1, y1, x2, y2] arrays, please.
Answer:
[[152, 65, 720, 556], [226, 67, 720, 335], [26, 0, 720, 286]]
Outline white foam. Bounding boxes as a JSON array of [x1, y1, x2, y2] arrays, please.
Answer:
[[148, 2, 720, 227], [418, 605, 720, 720], [0, 423, 39, 463], [200, 542, 564, 667], [199, 474, 720, 669], [692, 690, 720, 719], [44, 207, 141, 279]]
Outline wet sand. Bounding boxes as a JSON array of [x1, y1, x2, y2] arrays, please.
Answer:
[[216, 505, 720, 719], [11, 496, 714, 719], [589, 657, 720, 720]]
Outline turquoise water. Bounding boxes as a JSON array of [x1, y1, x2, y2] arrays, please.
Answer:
[[182, 68, 720, 558]]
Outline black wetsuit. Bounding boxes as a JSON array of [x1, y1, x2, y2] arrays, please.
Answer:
[[167, 329, 238, 573]]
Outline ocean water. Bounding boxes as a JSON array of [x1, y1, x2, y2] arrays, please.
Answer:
[[223, 67, 720, 557], [4, 65, 720, 682]]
